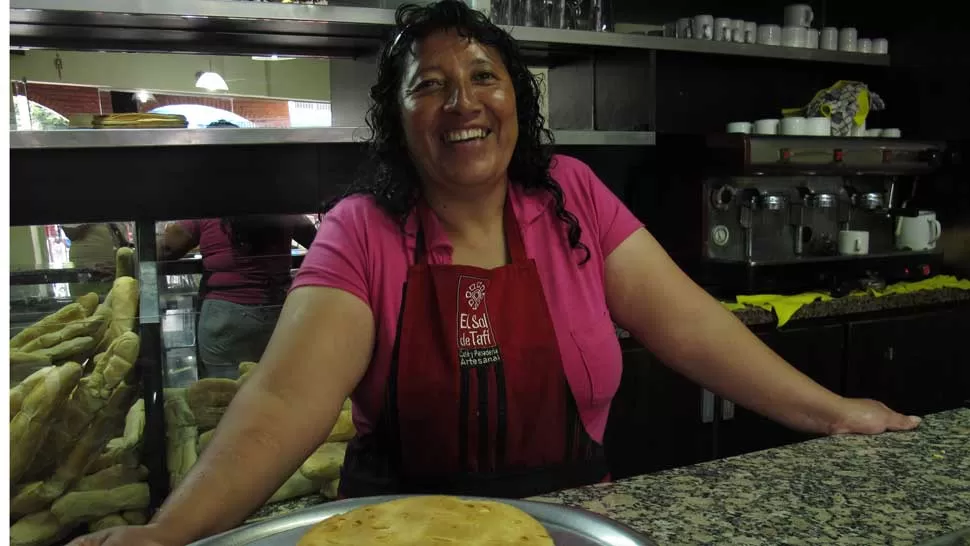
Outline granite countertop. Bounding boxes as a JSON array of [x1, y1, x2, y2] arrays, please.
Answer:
[[732, 287, 970, 326], [534, 408, 970, 546], [250, 409, 970, 545]]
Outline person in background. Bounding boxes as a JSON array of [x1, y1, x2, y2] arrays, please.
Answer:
[[61, 222, 129, 296], [158, 215, 317, 379]]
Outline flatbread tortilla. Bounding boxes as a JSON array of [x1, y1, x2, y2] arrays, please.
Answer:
[[297, 495, 554, 545]]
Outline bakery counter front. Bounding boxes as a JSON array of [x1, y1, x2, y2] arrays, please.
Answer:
[[239, 408, 970, 546]]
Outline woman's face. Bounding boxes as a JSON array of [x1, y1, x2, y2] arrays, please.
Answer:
[[398, 30, 518, 193]]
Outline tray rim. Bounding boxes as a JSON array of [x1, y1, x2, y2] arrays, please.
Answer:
[[190, 494, 656, 546]]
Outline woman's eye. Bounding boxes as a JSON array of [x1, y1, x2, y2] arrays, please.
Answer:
[[473, 71, 497, 82], [413, 79, 441, 91]]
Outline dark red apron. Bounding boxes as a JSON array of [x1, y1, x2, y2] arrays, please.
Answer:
[[340, 199, 607, 498]]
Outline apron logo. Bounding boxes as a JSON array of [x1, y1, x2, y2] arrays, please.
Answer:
[[457, 276, 502, 368], [465, 281, 486, 310]]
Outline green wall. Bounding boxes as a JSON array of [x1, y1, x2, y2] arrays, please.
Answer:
[[10, 50, 331, 101]]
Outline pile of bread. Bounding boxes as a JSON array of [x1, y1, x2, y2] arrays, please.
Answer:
[[10, 277, 151, 546], [165, 362, 354, 507]]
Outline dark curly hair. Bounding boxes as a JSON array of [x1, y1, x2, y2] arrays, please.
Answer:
[[329, 0, 589, 264]]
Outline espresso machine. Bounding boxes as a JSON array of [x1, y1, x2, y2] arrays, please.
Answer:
[[640, 134, 950, 296]]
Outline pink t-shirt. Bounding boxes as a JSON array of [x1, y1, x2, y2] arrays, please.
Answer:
[[179, 219, 294, 306], [292, 155, 642, 443]]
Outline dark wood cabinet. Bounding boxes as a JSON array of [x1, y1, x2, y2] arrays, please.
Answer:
[[846, 308, 970, 416], [717, 323, 845, 458], [605, 344, 714, 479], [606, 304, 969, 478]]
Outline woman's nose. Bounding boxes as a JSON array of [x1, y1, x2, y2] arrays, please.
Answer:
[[443, 81, 480, 113]]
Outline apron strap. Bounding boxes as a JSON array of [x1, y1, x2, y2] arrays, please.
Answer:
[[413, 193, 528, 265]]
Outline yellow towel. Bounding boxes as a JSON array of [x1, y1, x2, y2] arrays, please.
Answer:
[[736, 292, 833, 327], [723, 275, 970, 327]]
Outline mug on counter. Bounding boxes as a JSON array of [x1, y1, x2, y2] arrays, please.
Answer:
[[754, 118, 780, 135], [780, 116, 807, 135], [676, 17, 693, 38], [782, 25, 808, 47], [806, 28, 820, 48], [731, 19, 745, 43], [873, 38, 889, 54], [838, 230, 870, 255], [883, 128, 902, 138], [757, 24, 782, 46], [895, 211, 942, 251], [693, 14, 714, 40], [783, 3, 814, 27], [820, 27, 839, 50], [727, 121, 753, 134], [858, 38, 873, 53], [744, 21, 758, 44], [839, 27, 858, 52], [714, 17, 732, 41], [806, 116, 831, 136]]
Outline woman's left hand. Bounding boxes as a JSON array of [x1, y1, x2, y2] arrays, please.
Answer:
[[828, 398, 922, 435]]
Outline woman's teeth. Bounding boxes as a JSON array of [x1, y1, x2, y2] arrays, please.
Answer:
[[444, 128, 489, 143]]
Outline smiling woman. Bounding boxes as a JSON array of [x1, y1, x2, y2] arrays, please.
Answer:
[[68, 2, 918, 545]]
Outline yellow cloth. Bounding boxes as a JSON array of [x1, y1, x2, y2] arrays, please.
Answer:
[[722, 275, 970, 327], [735, 292, 833, 327]]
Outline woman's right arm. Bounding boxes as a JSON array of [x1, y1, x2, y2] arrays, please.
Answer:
[[71, 285, 375, 546]]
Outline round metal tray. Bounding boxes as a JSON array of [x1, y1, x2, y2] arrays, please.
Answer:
[[190, 495, 657, 546]]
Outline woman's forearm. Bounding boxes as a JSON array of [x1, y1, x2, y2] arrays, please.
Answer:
[[149, 385, 341, 544], [644, 301, 845, 434]]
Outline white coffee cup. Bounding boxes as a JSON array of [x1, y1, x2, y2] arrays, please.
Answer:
[[858, 38, 873, 53], [744, 22, 758, 44], [838, 230, 870, 255], [873, 38, 889, 54], [693, 14, 714, 40], [883, 128, 902, 138], [758, 24, 782, 46], [727, 121, 753, 134], [866, 128, 883, 137], [806, 28, 820, 48], [839, 27, 858, 52], [676, 17, 693, 38], [714, 17, 732, 41], [782, 26, 808, 47], [820, 27, 839, 50], [783, 4, 814, 27], [754, 118, 780, 135], [731, 20, 745, 43], [806, 116, 831, 136], [895, 211, 942, 251], [781, 116, 807, 135]]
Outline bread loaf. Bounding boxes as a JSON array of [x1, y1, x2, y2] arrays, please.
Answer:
[[10, 481, 65, 518], [75, 464, 148, 491], [11, 362, 83, 484], [197, 429, 216, 454], [89, 513, 128, 533], [33, 336, 96, 363], [108, 276, 139, 333], [10, 366, 54, 415], [9, 511, 70, 546], [187, 378, 238, 430], [165, 389, 198, 488], [51, 482, 150, 522], [122, 510, 148, 525], [77, 293, 99, 317], [20, 310, 107, 353], [115, 247, 134, 278], [321, 479, 340, 500], [300, 442, 347, 482], [267, 470, 317, 505], [10, 302, 87, 349], [327, 409, 356, 442]]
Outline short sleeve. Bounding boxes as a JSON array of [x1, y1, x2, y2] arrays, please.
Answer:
[[290, 198, 372, 309], [553, 155, 643, 258]]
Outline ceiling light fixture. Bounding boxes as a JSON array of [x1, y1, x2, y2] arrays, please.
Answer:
[[251, 55, 296, 61], [195, 71, 229, 92]]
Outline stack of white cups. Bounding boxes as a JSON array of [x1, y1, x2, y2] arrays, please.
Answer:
[[726, 116, 832, 136], [781, 4, 813, 48]]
